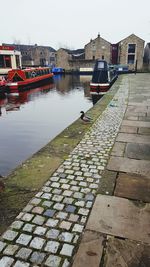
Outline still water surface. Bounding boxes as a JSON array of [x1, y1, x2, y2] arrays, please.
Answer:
[[0, 75, 93, 176]]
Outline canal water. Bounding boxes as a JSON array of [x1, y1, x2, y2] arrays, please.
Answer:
[[0, 75, 93, 176]]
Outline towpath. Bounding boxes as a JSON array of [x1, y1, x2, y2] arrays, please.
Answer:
[[0, 74, 150, 267]]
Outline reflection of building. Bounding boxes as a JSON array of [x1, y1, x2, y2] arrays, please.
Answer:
[[0, 45, 21, 75], [2, 43, 56, 67], [56, 33, 145, 71], [144, 43, 150, 70]]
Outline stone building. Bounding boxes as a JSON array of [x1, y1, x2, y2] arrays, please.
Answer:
[[2, 43, 56, 67], [85, 34, 111, 62], [117, 34, 145, 70]]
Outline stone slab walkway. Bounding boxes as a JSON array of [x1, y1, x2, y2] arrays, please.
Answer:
[[0, 76, 128, 266], [73, 73, 150, 267]]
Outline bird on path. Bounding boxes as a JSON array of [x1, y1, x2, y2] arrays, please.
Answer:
[[80, 111, 93, 122]]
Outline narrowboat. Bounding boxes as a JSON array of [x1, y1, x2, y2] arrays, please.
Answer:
[[6, 67, 53, 92], [90, 59, 117, 95], [52, 67, 65, 75]]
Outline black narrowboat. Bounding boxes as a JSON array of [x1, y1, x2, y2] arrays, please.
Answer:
[[90, 59, 117, 95]]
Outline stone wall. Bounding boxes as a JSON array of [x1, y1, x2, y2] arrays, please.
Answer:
[[118, 34, 145, 70], [85, 34, 111, 63]]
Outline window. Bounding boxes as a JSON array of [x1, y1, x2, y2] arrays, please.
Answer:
[[0, 55, 5, 68], [102, 55, 104, 60], [0, 55, 11, 68], [98, 61, 104, 69], [128, 44, 136, 53], [128, 55, 135, 64]]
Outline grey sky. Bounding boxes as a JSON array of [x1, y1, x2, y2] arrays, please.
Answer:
[[0, 0, 149, 49]]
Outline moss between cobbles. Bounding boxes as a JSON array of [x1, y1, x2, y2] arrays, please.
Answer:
[[0, 76, 123, 234]]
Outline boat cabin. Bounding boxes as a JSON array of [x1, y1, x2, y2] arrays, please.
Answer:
[[0, 45, 22, 75]]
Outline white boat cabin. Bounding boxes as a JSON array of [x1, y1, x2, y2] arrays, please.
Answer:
[[0, 45, 22, 75]]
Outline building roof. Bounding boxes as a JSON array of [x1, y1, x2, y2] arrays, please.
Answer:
[[2, 43, 56, 52], [118, 33, 145, 44]]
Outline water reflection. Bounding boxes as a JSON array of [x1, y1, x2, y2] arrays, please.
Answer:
[[0, 75, 93, 176]]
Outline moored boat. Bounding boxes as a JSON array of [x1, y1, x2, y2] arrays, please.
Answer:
[[6, 67, 53, 92], [90, 59, 117, 95]]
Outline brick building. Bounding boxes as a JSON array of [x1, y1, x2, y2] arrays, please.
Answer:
[[117, 34, 145, 71], [2, 43, 56, 67], [56, 33, 145, 71]]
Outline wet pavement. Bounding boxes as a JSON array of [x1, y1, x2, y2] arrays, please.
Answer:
[[0, 74, 150, 267]]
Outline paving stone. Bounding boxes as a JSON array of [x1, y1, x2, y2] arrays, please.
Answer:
[[59, 221, 72, 230], [56, 211, 68, 219], [32, 215, 45, 225], [111, 142, 126, 156], [30, 251, 46, 264], [45, 255, 61, 267], [116, 133, 150, 144], [122, 120, 150, 128], [41, 193, 52, 199], [125, 143, 150, 160], [46, 229, 60, 239], [16, 247, 32, 260], [34, 226, 47, 236], [68, 214, 79, 222], [22, 213, 34, 222], [44, 209, 56, 217], [65, 205, 76, 213], [72, 224, 84, 233], [45, 218, 59, 227], [3, 244, 19, 256], [72, 230, 104, 267], [0, 256, 14, 267], [103, 236, 150, 267], [13, 260, 30, 267], [2, 230, 18, 241], [10, 220, 24, 230], [120, 125, 138, 133], [60, 244, 74, 256], [32, 206, 44, 214], [30, 198, 41, 205], [63, 197, 74, 204], [53, 203, 65, 210], [86, 195, 150, 243], [30, 237, 45, 250], [16, 233, 32, 245], [59, 232, 74, 242], [78, 208, 89, 216], [107, 156, 150, 178], [97, 170, 117, 195], [114, 173, 150, 202], [44, 241, 60, 253], [62, 259, 70, 267], [42, 200, 53, 207], [0, 241, 6, 252], [52, 195, 64, 202], [23, 223, 35, 233], [23, 204, 34, 212], [138, 127, 150, 135]]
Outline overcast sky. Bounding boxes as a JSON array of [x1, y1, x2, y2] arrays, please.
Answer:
[[0, 0, 149, 49]]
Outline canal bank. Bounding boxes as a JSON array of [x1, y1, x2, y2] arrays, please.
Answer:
[[0, 77, 120, 235], [0, 74, 149, 267]]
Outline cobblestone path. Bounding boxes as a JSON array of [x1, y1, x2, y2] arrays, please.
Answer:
[[0, 78, 128, 267]]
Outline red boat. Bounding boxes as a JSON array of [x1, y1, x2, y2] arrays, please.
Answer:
[[6, 67, 53, 92]]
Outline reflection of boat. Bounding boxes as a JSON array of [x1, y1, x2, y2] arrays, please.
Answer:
[[6, 67, 53, 92], [0, 82, 55, 115], [0, 76, 7, 95], [90, 59, 117, 95]]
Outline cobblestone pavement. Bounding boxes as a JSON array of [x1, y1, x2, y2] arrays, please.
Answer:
[[0, 78, 128, 267]]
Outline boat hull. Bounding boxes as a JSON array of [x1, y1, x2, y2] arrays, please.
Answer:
[[6, 74, 53, 93]]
